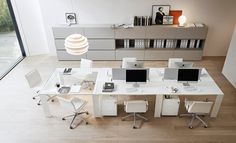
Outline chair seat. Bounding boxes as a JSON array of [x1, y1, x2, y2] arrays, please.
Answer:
[[124, 100, 148, 113]]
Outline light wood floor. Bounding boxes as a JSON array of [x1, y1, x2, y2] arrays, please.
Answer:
[[0, 55, 236, 143]]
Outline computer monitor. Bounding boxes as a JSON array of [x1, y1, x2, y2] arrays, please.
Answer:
[[126, 69, 147, 87], [177, 69, 200, 86], [112, 68, 126, 80], [126, 61, 144, 68], [174, 62, 193, 68], [163, 68, 178, 80]]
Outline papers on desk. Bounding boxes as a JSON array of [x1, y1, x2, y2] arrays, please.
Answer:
[[70, 85, 81, 93]]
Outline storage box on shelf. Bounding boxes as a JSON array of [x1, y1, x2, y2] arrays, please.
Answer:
[[52, 24, 208, 60]]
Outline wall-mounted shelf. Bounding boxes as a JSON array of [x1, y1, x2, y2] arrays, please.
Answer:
[[52, 24, 208, 60]]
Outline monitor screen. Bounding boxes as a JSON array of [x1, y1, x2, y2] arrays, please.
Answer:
[[126, 69, 147, 82], [177, 69, 199, 82]]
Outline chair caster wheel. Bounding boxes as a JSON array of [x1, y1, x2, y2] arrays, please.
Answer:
[[86, 122, 88, 125], [70, 126, 73, 129], [37, 103, 41, 106], [189, 126, 193, 129], [33, 97, 36, 100], [133, 126, 137, 129], [51, 99, 54, 102], [86, 112, 89, 115], [62, 118, 65, 120], [204, 125, 208, 128]]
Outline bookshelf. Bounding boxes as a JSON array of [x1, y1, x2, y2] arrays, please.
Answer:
[[52, 24, 208, 60]]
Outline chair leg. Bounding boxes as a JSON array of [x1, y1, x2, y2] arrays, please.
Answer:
[[69, 114, 78, 129], [62, 114, 76, 120], [133, 113, 137, 129], [32, 95, 39, 100], [196, 115, 208, 128], [121, 114, 134, 121], [136, 114, 148, 121], [188, 114, 195, 129]]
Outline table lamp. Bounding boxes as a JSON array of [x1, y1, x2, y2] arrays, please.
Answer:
[[64, 34, 89, 55], [178, 15, 187, 27]]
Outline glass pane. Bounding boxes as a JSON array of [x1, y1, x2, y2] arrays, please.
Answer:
[[0, 0, 23, 79]]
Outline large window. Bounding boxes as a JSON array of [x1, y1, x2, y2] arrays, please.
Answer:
[[0, 0, 25, 79]]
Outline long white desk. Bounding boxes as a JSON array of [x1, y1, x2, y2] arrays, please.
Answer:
[[39, 68, 224, 118]]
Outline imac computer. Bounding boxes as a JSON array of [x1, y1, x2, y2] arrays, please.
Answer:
[[174, 62, 193, 68], [163, 68, 178, 80], [126, 69, 147, 87], [126, 61, 144, 68], [177, 69, 200, 86]]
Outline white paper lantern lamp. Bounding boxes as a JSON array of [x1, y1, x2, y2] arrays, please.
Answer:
[[64, 34, 89, 55]]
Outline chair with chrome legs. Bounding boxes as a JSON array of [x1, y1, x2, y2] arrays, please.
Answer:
[[57, 96, 89, 129], [122, 100, 148, 129], [180, 98, 213, 129], [25, 69, 55, 105]]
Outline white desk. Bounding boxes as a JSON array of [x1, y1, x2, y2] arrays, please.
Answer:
[[39, 68, 224, 118]]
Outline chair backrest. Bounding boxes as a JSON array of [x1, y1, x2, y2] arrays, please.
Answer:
[[57, 96, 76, 111], [188, 101, 213, 114], [25, 69, 42, 88], [124, 100, 148, 113], [122, 57, 137, 68], [80, 58, 93, 68], [168, 58, 183, 68], [57, 96, 87, 112]]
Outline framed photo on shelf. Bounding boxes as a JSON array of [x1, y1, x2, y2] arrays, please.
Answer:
[[152, 5, 170, 25], [163, 16, 173, 25], [65, 13, 77, 25]]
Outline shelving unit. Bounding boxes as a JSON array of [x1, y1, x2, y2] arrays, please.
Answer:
[[52, 24, 208, 60]]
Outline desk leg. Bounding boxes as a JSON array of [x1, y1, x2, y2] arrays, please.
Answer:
[[92, 94, 102, 117], [39, 94, 52, 117], [211, 94, 224, 117], [154, 94, 163, 117]]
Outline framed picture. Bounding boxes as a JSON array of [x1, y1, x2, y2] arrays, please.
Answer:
[[169, 10, 183, 24], [163, 16, 173, 25], [152, 5, 170, 25], [65, 13, 77, 25]]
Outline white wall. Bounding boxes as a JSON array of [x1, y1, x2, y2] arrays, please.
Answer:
[[11, 0, 49, 56], [14, 0, 236, 56], [222, 25, 236, 88]]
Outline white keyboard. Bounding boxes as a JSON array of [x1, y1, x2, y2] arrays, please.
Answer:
[[184, 86, 197, 91]]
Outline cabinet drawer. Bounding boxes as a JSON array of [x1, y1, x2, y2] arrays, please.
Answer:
[[173, 50, 203, 60], [87, 51, 115, 60], [116, 50, 145, 60], [84, 27, 114, 38], [145, 50, 174, 60], [115, 27, 146, 39], [55, 39, 65, 50], [57, 50, 86, 61], [52, 27, 84, 38], [89, 39, 115, 50]]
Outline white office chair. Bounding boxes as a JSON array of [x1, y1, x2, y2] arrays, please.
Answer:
[[80, 58, 93, 68], [57, 95, 89, 129], [80, 58, 96, 89], [121, 57, 137, 68], [122, 100, 148, 129], [168, 58, 183, 68], [25, 69, 54, 105], [180, 99, 213, 129]]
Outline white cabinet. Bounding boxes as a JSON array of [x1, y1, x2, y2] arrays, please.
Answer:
[[161, 95, 180, 116], [101, 95, 117, 116]]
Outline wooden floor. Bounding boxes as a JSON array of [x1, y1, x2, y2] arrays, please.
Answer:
[[0, 55, 236, 143]]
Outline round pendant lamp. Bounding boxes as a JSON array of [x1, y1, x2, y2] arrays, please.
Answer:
[[64, 34, 89, 55]]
